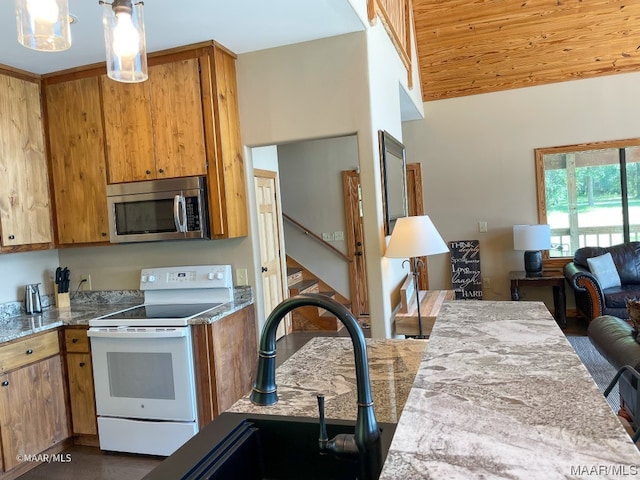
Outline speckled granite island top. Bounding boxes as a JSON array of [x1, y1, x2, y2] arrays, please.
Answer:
[[380, 301, 640, 480], [229, 337, 428, 424]]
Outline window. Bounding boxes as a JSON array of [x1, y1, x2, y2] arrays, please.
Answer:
[[535, 139, 640, 268]]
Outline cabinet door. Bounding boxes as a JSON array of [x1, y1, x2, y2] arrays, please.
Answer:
[[203, 47, 248, 238], [149, 58, 207, 179], [46, 76, 110, 244], [0, 356, 69, 471], [101, 77, 155, 183], [0, 75, 53, 247], [66, 353, 97, 436]]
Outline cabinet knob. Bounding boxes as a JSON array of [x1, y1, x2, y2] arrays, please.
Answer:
[[102, 232, 108, 237], [72, 338, 78, 343], [8, 235, 14, 240], [261, 266, 268, 272], [79, 362, 86, 367], [158, 168, 165, 174], [26, 349, 33, 355], [1, 381, 8, 387], [146, 170, 152, 175]]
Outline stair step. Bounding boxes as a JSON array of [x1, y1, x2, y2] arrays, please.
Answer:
[[287, 267, 304, 287], [289, 279, 318, 295]]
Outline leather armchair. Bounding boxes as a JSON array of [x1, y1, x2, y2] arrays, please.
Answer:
[[564, 242, 640, 322]]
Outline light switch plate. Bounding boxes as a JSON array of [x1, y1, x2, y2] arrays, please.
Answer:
[[479, 221, 488, 233]]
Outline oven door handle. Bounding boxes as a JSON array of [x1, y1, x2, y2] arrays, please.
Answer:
[[87, 328, 189, 339], [173, 195, 187, 233]]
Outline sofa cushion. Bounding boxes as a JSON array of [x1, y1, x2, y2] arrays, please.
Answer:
[[587, 253, 621, 289], [574, 242, 640, 284], [603, 284, 640, 308]]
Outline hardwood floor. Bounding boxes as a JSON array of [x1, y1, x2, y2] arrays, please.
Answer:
[[16, 330, 360, 480], [15, 446, 163, 480]]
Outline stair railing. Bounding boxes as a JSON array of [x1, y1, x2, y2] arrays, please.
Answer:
[[283, 213, 352, 263]]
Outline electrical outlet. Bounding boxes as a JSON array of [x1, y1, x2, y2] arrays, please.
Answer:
[[482, 277, 491, 289], [479, 221, 488, 233], [79, 274, 92, 291], [236, 268, 248, 285], [334, 231, 344, 241]]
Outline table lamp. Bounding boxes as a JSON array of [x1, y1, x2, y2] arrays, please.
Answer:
[[513, 224, 551, 277], [385, 215, 449, 338]]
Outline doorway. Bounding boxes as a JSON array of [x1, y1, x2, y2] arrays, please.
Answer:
[[343, 170, 369, 316], [254, 169, 288, 339], [406, 163, 428, 290]]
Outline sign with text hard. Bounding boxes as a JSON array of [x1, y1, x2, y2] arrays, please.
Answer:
[[449, 240, 483, 300]]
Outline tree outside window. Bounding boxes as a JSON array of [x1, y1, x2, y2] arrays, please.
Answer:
[[535, 139, 640, 268]]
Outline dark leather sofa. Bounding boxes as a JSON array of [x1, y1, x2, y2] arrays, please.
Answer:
[[563, 242, 640, 322], [588, 315, 640, 430]]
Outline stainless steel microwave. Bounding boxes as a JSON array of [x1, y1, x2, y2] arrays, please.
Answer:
[[107, 177, 209, 243]]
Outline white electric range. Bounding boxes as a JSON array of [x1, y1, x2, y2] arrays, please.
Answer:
[[87, 265, 234, 456]]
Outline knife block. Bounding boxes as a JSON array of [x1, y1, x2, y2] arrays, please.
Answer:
[[54, 283, 70, 309]]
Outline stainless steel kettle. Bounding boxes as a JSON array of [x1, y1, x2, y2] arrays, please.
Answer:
[[24, 283, 42, 314]]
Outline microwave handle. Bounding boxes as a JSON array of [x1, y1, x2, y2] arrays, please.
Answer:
[[174, 195, 187, 233]]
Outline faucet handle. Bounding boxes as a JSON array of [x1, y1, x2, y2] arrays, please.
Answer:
[[317, 393, 329, 450]]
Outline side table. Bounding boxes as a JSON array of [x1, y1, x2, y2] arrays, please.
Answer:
[[509, 270, 567, 329]]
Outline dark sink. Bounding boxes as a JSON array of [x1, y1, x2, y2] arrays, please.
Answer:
[[142, 412, 396, 480]]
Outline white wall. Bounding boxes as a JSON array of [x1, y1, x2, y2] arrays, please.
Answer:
[[0, 250, 59, 303], [58, 237, 252, 291], [277, 135, 357, 297], [237, 29, 414, 338], [403, 71, 640, 307]]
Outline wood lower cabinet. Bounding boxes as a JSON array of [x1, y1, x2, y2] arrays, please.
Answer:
[[64, 328, 97, 440], [0, 343, 69, 477], [0, 73, 53, 251], [192, 304, 258, 427], [44, 75, 109, 245]]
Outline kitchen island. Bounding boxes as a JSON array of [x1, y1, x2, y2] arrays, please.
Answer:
[[227, 301, 640, 479], [380, 301, 640, 479]]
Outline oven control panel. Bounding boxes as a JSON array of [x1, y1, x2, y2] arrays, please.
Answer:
[[140, 265, 233, 290]]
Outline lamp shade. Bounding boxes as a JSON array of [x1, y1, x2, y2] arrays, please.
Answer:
[[385, 215, 449, 258], [513, 224, 551, 251], [15, 0, 71, 52]]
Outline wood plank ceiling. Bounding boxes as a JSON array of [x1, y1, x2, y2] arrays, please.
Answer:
[[413, 0, 640, 101]]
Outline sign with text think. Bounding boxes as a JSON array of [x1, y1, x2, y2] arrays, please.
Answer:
[[449, 240, 482, 300]]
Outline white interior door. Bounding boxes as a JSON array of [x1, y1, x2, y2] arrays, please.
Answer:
[[254, 170, 288, 339]]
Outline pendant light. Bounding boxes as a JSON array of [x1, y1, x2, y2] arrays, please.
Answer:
[[100, 0, 148, 83], [15, 0, 71, 51]]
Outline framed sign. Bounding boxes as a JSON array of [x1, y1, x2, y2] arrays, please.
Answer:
[[449, 240, 483, 300]]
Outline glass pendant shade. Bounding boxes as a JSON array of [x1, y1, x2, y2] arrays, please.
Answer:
[[15, 0, 71, 51], [102, 0, 148, 83]]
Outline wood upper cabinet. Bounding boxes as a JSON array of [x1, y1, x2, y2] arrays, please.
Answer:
[[44, 76, 110, 245], [102, 58, 207, 183], [0, 74, 53, 249], [201, 46, 248, 238]]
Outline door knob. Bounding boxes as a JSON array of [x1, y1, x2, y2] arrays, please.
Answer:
[[261, 267, 268, 273]]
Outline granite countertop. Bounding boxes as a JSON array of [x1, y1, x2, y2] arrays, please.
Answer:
[[0, 286, 253, 344], [229, 337, 428, 424], [379, 301, 640, 479]]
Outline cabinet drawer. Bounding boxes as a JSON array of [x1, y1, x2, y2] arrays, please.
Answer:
[[64, 328, 90, 353], [0, 331, 60, 373]]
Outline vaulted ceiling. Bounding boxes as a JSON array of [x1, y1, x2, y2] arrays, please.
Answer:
[[413, 0, 640, 101]]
